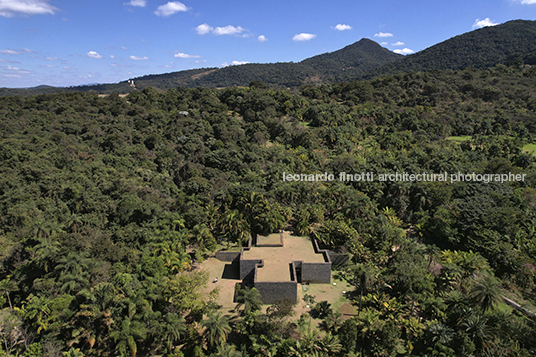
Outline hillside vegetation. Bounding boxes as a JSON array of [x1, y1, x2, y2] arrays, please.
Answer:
[[368, 19, 536, 77], [4, 20, 536, 96], [0, 63, 535, 356]]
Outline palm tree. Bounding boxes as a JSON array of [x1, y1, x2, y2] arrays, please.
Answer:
[[34, 236, 61, 272], [47, 220, 65, 237], [318, 333, 342, 355], [295, 210, 311, 236], [0, 276, 18, 310], [66, 213, 83, 234], [290, 315, 324, 356], [260, 207, 286, 235], [109, 317, 147, 357], [31, 219, 51, 239], [460, 313, 491, 349], [55, 252, 91, 293], [323, 311, 343, 333], [23, 294, 51, 334], [201, 310, 231, 350], [238, 191, 268, 233], [426, 321, 454, 347], [234, 287, 263, 315], [162, 312, 187, 352], [205, 203, 219, 231], [347, 264, 374, 314], [154, 241, 189, 273], [470, 275, 502, 312], [56, 252, 91, 276], [355, 308, 382, 341], [188, 223, 216, 253], [219, 209, 250, 245], [71, 282, 118, 347]]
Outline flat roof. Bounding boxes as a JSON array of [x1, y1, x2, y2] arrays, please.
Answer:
[[242, 235, 326, 282]]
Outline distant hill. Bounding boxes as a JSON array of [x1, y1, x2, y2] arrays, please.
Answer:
[[300, 38, 402, 81], [3, 19, 536, 96], [131, 39, 402, 90], [368, 19, 536, 77], [0, 82, 134, 97]]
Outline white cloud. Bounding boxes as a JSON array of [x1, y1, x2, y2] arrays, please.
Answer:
[[195, 59, 206, 63], [213, 25, 245, 36], [87, 51, 104, 59], [130, 55, 149, 60], [4, 65, 30, 74], [121, 46, 128, 50], [46, 56, 58, 60], [110, 63, 132, 67], [258, 35, 267, 42], [392, 41, 404, 46], [472, 18, 499, 29], [196, 23, 213, 35], [380, 42, 388, 45], [292, 33, 316, 41], [154, 1, 188, 17], [519, 0, 536, 4], [0, 49, 19, 54], [40, 64, 56, 68], [124, 0, 146, 6], [0, 0, 58, 17], [174, 52, 201, 58], [110, 55, 115, 59], [221, 61, 248, 67], [195, 23, 248, 36], [333, 24, 352, 31], [374, 32, 393, 37], [393, 48, 415, 55]]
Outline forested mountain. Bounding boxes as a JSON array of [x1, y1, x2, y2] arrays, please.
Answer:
[[367, 19, 536, 77], [0, 63, 535, 356], [300, 38, 402, 80], [95, 39, 403, 91], [4, 19, 536, 96]]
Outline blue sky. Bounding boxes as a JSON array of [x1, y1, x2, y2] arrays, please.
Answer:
[[2, 0, 536, 88]]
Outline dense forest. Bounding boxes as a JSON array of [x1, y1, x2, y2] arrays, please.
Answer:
[[0, 62, 536, 357]]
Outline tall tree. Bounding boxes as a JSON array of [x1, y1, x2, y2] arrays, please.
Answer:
[[470, 275, 502, 312], [234, 287, 263, 316], [34, 236, 61, 272], [347, 264, 375, 314], [109, 317, 147, 357], [201, 310, 231, 350], [161, 312, 187, 352], [0, 277, 17, 310]]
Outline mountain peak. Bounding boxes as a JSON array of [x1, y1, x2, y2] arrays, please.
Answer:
[[299, 38, 402, 79]]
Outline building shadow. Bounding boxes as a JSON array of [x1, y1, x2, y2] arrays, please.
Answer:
[[221, 262, 240, 280]]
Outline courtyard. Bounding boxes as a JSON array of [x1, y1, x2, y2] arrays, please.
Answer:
[[242, 235, 326, 281]]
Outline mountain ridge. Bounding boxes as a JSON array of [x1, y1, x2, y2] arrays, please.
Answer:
[[2, 19, 536, 96], [367, 19, 536, 77]]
